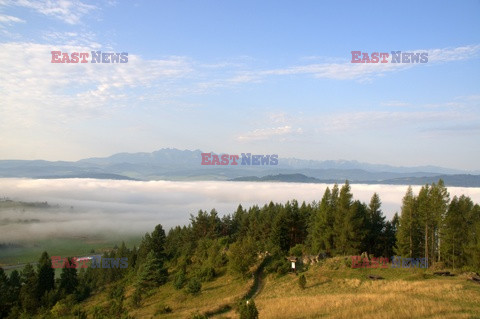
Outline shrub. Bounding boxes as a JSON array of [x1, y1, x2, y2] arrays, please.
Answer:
[[186, 277, 202, 295], [298, 274, 306, 289], [155, 303, 172, 315], [197, 266, 216, 282], [289, 244, 304, 257], [130, 288, 142, 308], [238, 299, 259, 319], [173, 271, 186, 290], [265, 257, 290, 276]]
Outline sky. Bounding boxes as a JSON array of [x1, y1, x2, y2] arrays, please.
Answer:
[[0, 0, 479, 170]]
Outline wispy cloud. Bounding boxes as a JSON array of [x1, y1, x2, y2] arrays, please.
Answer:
[[0, 42, 194, 128], [236, 125, 303, 142], [380, 100, 411, 107], [258, 44, 480, 82], [2, 0, 96, 24], [0, 13, 24, 24]]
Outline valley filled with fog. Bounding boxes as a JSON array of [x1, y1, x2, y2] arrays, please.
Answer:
[[2, 178, 480, 243]]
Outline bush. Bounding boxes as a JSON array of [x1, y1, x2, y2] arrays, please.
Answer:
[[197, 266, 216, 282], [130, 288, 142, 308], [289, 244, 304, 257], [186, 277, 202, 295], [265, 256, 290, 276], [155, 303, 172, 315], [298, 274, 306, 289], [191, 312, 208, 319], [238, 299, 259, 319], [173, 271, 186, 290]]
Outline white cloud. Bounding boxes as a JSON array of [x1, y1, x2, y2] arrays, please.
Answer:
[[0, 13, 24, 24], [259, 44, 480, 81], [236, 125, 303, 142], [3, 0, 96, 24], [380, 100, 410, 107], [428, 44, 480, 62], [0, 42, 194, 128]]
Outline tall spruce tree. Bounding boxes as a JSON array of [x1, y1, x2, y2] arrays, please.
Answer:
[[36, 251, 55, 300], [395, 186, 421, 258], [365, 193, 386, 256], [59, 257, 79, 295], [309, 187, 333, 254], [429, 180, 449, 262], [441, 195, 470, 269], [136, 251, 168, 292]]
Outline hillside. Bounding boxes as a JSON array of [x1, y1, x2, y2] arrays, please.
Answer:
[[78, 257, 480, 318]]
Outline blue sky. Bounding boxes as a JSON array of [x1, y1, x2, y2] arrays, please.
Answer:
[[0, 0, 479, 170]]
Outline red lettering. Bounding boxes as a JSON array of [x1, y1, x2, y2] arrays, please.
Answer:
[[211, 154, 220, 165], [51, 256, 63, 268], [79, 52, 89, 63], [229, 155, 239, 165], [361, 52, 370, 63], [221, 154, 229, 165], [201, 153, 211, 165], [61, 52, 71, 63], [351, 256, 361, 268], [51, 51, 61, 63], [351, 51, 362, 63], [71, 52, 79, 63], [380, 52, 389, 63], [362, 257, 370, 268]]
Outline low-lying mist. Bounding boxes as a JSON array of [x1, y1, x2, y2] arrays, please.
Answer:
[[1, 178, 480, 243]]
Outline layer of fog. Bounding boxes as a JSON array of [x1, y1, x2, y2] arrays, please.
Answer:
[[1, 178, 480, 242]]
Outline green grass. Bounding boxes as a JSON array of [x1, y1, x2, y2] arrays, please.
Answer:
[[0, 235, 141, 277]]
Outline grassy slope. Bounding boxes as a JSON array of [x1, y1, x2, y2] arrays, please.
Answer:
[[82, 273, 250, 319], [255, 264, 480, 319], [78, 258, 480, 318]]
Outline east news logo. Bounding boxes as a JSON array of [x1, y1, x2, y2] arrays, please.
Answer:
[[51, 51, 128, 63], [351, 51, 428, 63]]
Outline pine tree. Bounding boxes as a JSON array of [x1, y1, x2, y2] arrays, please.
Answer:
[[228, 237, 257, 277], [466, 203, 480, 270], [151, 224, 167, 260], [36, 251, 55, 300], [365, 193, 386, 256], [429, 180, 449, 262], [270, 207, 290, 252], [309, 187, 335, 254], [395, 186, 420, 258], [0, 267, 9, 318], [19, 263, 38, 314], [59, 257, 79, 295], [136, 251, 168, 292], [333, 182, 353, 254]]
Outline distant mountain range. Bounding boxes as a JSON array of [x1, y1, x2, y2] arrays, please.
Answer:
[[0, 148, 479, 187]]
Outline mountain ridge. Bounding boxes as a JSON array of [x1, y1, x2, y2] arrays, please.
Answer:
[[0, 148, 479, 186]]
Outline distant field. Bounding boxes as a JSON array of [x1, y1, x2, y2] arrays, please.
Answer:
[[0, 236, 141, 269], [0, 198, 141, 268]]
